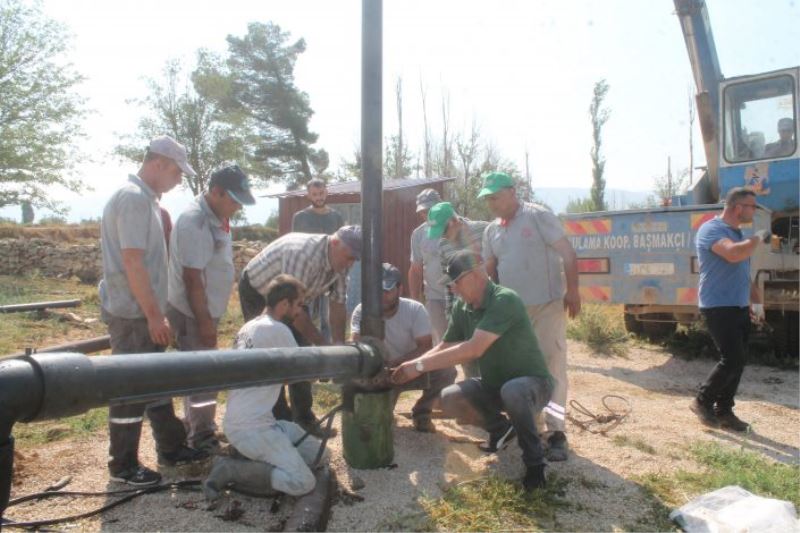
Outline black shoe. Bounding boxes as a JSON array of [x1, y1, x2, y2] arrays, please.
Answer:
[[546, 431, 569, 462], [479, 424, 516, 453], [412, 416, 436, 433], [716, 411, 750, 432], [158, 445, 210, 467], [689, 399, 719, 428], [523, 464, 546, 492], [110, 464, 162, 486]]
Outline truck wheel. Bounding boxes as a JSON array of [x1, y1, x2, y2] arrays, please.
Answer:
[[641, 314, 677, 340], [624, 312, 644, 334], [766, 310, 799, 359]]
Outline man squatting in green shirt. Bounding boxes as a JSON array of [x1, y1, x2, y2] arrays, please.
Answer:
[[392, 250, 554, 491]]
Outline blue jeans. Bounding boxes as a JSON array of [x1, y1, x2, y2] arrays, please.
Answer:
[[441, 376, 552, 467]]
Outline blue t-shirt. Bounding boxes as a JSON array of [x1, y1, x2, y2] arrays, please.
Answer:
[[696, 217, 750, 309]]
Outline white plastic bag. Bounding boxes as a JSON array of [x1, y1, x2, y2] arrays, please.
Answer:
[[670, 485, 799, 533]]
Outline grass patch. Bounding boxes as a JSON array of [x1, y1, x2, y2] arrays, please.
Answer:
[[0, 273, 106, 356], [612, 435, 657, 455], [14, 408, 108, 448], [313, 382, 343, 412], [640, 441, 800, 509], [567, 304, 630, 356], [420, 474, 569, 531]]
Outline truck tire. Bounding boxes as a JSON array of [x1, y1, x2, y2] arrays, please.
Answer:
[[641, 314, 677, 340], [624, 311, 644, 334], [766, 310, 799, 359]]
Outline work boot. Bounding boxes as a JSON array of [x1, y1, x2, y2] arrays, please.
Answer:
[[479, 423, 516, 453], [716, 411, 750, 432], [412, 416, 436, 433], [522, 464, 546, 492], [203, 456, 276, 500], [689, 399, 719, 428], [158, 445, 210, 467], [546, 431, 569, 462], [110, 464, 162, 486]]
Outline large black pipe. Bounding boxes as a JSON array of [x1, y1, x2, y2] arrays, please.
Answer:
[[360, 0, 384, 341], [0, 343, 384, 519]]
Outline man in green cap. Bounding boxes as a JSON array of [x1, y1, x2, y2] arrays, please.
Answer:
[[427, 201, 489, 377], [477, 172, 581, 462]]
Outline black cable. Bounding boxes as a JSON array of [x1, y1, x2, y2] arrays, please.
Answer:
[[3, 480, 201, 529]]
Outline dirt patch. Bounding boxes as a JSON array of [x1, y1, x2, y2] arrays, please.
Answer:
[[5, 341, 799, 531]]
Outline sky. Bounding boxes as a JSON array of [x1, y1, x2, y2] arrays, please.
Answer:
[[3, 0, 799, 223]]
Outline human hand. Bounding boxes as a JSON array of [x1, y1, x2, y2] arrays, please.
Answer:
[[147, 315, 173, 346], [198, 324, 218, 349], [564, 288, 582, 318], [750, 303, 765, 323], [390, 361, 420, 385], [754, 229, 772, 244]]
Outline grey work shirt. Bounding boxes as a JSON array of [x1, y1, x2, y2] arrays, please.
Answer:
[[351, 297, 431, 365], [167, 195, 235, 319], [439, 219, 489, 315], [99, 174, 167, 319], [410, 222, 446, 301], [291, 207, 344, 235], [482, 202, 565, 306]]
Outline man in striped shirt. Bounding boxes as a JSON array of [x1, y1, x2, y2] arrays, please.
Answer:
[[238, 226, 362, 436]]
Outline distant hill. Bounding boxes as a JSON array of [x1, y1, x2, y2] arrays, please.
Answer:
[[533, 187, 651, 214]]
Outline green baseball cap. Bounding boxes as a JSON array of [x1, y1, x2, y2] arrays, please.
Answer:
[[477, 172, 515, 198], [427, 202, 455, 239]]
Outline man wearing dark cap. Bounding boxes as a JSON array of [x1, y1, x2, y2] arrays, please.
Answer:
[[764, 117, 796, 158], [238, 225, 362, 436], [351, 263, 456, 432], [409, 188, 449, 344], [167, 165, 255, 452], [99, 135, 208, 486], [391, 251, 553, 491]]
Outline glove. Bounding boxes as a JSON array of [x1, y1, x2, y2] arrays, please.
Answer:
[[754, 229, 771, 244], [751, 303, 765, 323]]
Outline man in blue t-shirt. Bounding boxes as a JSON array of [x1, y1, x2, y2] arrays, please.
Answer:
[[691, 187, 771, 432]]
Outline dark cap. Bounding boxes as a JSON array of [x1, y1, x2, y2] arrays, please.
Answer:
[[335, 225, 362, 259], [382, 263, 402, 291], [209, 165, 255, 205], [416, 188, 442, 212], [439, 250, 481, 285]]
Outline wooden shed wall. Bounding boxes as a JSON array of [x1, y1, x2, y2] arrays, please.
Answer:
[[277, 181, 448, 297]]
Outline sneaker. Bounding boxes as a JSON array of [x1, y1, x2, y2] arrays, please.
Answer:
[[689, 399, 719, 428], [110, 464, 162, 486], [546, 431, 569, 462], [158, 445, 210, 467], [716, 411, 750, 432], [522, 464, 546, 492], [479, 424, 516, 453], [412, 417, 436, 433]]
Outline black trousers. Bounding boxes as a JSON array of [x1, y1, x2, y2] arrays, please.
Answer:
[[698, 306, 750, 413], [238, 271, 315, 423]]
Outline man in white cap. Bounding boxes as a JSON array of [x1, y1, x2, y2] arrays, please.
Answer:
[[99, 135, 208, 486], [167, 164, 255, 453], [408, 188, 448, 343]]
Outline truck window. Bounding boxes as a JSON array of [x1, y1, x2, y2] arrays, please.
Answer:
[[723, 75, 796, 163]]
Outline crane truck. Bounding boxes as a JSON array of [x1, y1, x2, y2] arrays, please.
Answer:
[[564, 0, 799, 356]]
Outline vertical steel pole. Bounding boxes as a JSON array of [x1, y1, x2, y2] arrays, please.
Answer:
[[360, 0, 384, 341]]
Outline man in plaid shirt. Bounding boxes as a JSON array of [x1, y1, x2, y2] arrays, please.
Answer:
[[238, 226, 361, 437]]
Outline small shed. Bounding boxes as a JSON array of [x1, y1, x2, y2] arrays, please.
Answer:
[[272, 177, 455, 299]]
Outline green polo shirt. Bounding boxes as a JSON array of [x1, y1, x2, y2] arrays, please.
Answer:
[[443, 280, 552, 389]]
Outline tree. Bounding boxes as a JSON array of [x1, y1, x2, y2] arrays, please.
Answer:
[[589, 79, 610, 211], [224, 22, 328, 188], [384, 77, 413, 178], [653, 158, 690, 205], [0, 0, 87, 212], [565, 197, 597, 214], [115, 55, 246, 195]]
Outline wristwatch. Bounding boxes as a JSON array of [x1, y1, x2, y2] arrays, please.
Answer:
[[415, 360, 425, 373]]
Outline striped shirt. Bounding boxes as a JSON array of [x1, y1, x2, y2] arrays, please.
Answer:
[[243, 233, 346, 304], [439, 218, 489, 315]]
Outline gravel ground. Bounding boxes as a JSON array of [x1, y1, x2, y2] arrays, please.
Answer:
[[7, 340, 799, 531]]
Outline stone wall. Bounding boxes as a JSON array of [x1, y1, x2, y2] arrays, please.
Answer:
[[0, 238, 263, 283]]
